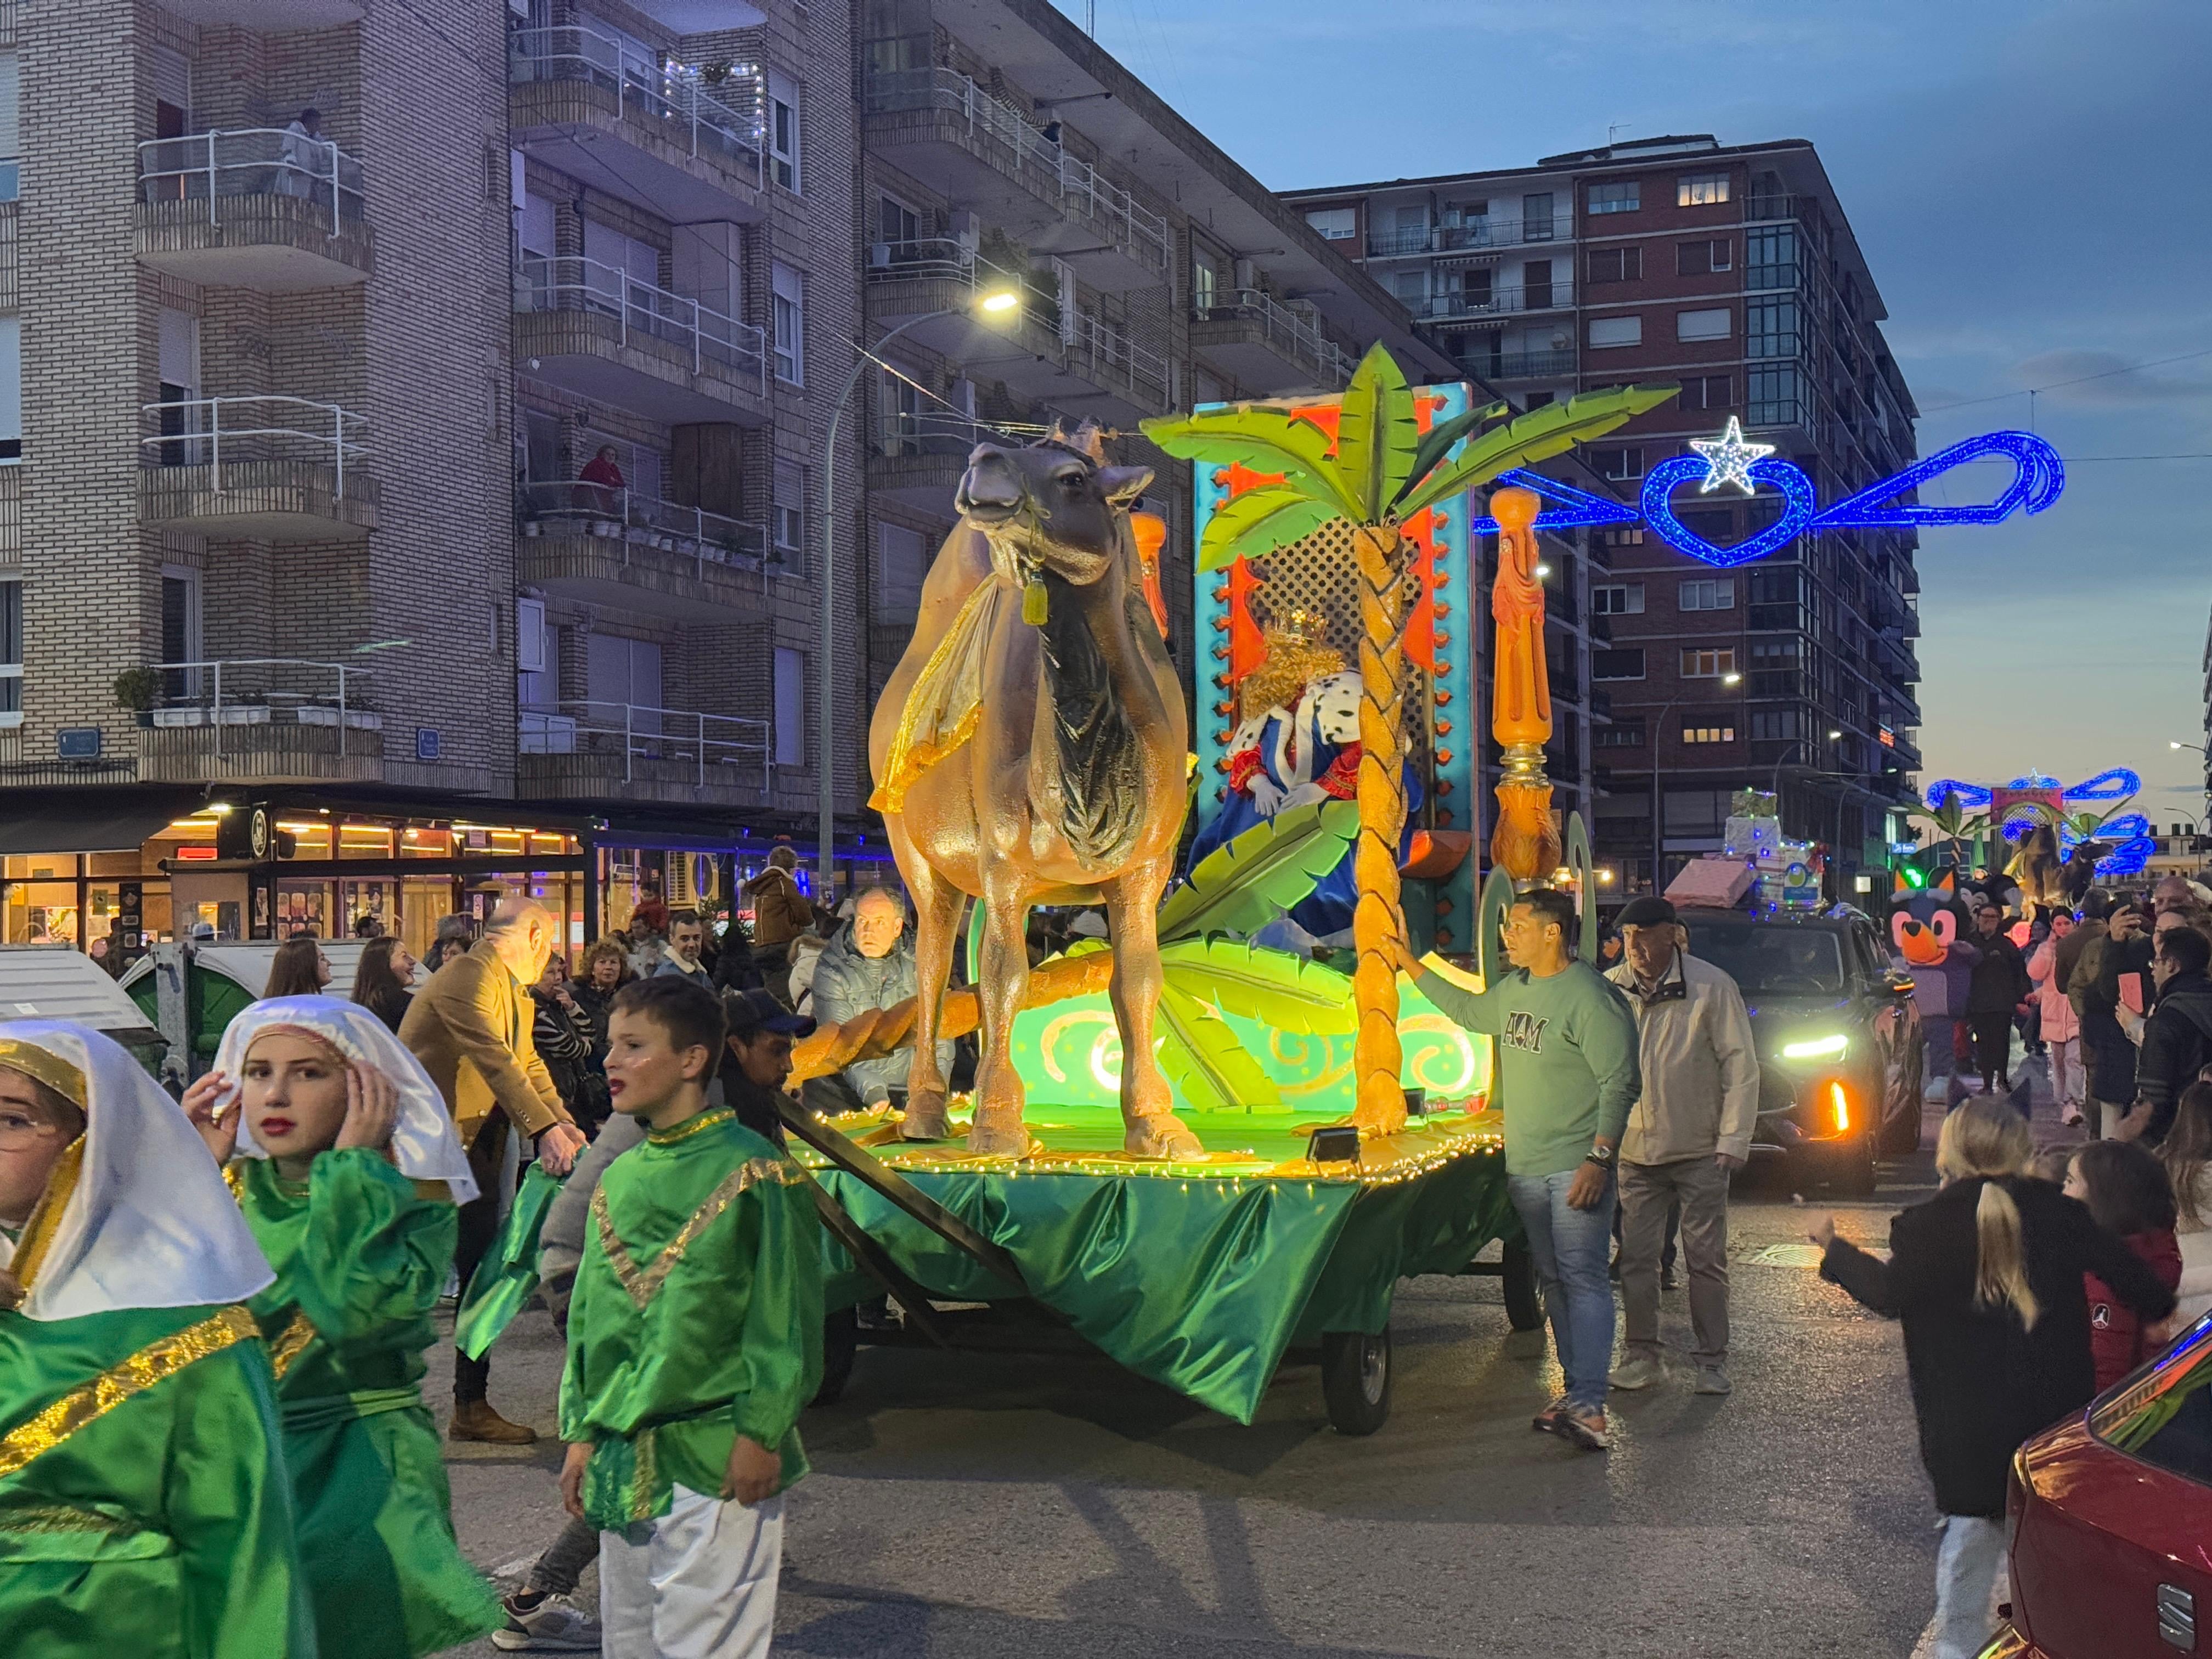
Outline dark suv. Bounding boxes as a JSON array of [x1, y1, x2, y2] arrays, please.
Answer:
[[1678, 905, 1923, 1194]]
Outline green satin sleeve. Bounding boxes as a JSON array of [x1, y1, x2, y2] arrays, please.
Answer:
[[170, 1342, 318, 1659], [727, 1175, 826, 1459], [295, 1149, 457, 1350]]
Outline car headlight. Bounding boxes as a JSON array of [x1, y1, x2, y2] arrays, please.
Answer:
[[1780, 1032, 1849, 1061]]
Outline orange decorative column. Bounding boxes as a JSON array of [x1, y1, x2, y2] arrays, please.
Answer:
[[1351, 522, 1410, 1138], [1488, 487, 1561, 887]]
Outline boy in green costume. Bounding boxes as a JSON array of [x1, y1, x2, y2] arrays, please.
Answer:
[[0, 1020, 315, 1658], [188, 995, 503, 1659], [559, 976, 823, 1658]]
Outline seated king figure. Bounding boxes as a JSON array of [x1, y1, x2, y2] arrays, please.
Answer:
[[1184, 609, 1419, 944]]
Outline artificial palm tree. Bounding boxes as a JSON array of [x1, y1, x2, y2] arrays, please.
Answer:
[[1142, 347, 1677, 1136]]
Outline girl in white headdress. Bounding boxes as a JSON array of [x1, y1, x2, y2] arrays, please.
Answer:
[[0, 1020, 313, 1658], [185, 995, 501, 1659]]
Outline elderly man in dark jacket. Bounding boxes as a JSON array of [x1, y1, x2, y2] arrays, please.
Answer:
[[804, 886, 956, 1113]]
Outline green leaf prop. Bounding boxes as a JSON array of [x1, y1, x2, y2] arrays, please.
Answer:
[[1160, 937, 1356, 1034], [1139, 405, 1359, 519], [1334, 344, 1419, 520], [1157, 799, 1360, 944], [1396, 383, 1681, 517], [1154, 984, 1281, 1111], [1398, 402, 1503, 511], [1198, 486, 1335, 572]]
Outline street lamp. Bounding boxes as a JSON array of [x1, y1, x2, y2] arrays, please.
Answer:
[[2171, 740, 2207, 754], [814, 283, 1022, 902], [1647, 671, 1742, 895]]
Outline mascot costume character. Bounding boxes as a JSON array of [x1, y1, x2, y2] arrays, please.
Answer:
[[1889, 869, 1980, 1108]]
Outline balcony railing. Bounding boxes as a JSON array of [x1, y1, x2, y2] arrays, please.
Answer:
[[1412, 281, 1575, 322], [521, 698, 771, 794], [139, 396, 368, 495], [508, 26, 764, 181], [874, 407, 990, 460], [145, 659, 376, 753], [518, 479, 770, 569], [1192, 287, 1354, 388], [137, 127, 364, 235], [516, 255, 766, 388], [860, 66, 1171, 275], [1463, 348, 1578, 381], [1068, 309, 1169, 408], [866, 236, 1052, 325], [1364, 217, 1559, 258]]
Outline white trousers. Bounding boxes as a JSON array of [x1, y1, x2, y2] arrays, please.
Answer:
[[1911, 1514, 2007, 1659], [2049, 1037, 2082, 1108], [600, 1483, 784, 1659]]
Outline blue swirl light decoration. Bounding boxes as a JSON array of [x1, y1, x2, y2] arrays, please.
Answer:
[[1925, 770, 2151, 877]]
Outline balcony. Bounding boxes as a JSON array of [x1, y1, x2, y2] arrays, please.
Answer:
[[1411, 280, 1576, 323], [0, 202, 15, 312], [136, 660, 381, 785], [517, 700, 774, 811], [159, 0, 361, 25], [517, 482, 780, 622], [1466, 348, 1578, 382], [509, 27, 765, 224], [136, 129, 371, 291], [869, 408, 983, 514], [864, 240, 1169, 422], [1190, 289, 1352, 396], [515, 257, 768, 426], [860, 67, 1170, 291], [138, 397, 375, 543], [1364, 217, 1560, 259]]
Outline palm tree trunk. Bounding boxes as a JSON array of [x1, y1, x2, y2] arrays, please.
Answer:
[[1351, 523, 1409, 1137]]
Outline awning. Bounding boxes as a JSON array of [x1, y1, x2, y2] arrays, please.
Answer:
[[0, 792, 195, 859]]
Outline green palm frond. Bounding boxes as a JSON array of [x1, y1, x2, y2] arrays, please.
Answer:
[[1139, 404, 1359, 519], [1198, 486, 1336, 572], [1157, 799, 1360, 944], [1395, 383, 1681, 517], [1154, 984, 1281, 1111], [1160, 938, 1356, 1034], [1334, 344, 1419, 520], [1400, 402, 1505, 510]]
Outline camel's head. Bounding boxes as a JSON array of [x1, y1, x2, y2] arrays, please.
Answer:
[[955, 421, 1153, 588]]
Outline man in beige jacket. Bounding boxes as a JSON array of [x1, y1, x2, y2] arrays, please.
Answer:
[[400, 896, 587, 1441], [1603, 896, 1759, 1397]]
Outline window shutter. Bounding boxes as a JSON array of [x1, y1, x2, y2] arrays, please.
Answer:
[[516, 597, 548, 673]]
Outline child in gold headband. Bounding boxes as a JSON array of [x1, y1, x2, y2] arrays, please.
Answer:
[[188, 995, 501, 1659], [0, 1020, 313, 1657]]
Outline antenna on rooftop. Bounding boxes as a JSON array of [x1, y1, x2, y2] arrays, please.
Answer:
[[1607, 122, 1629, 146]]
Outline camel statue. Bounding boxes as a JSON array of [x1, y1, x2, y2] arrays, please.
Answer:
[[866, 422, 1201, 1158]]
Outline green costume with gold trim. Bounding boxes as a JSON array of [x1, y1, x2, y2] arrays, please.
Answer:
[[234, 1150, 501, 1659], [0, 1301, 317, 1659], [559, 1109, 823, 1530]]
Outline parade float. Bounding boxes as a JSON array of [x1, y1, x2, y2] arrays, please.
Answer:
[[757, 348, 1677, 1431]]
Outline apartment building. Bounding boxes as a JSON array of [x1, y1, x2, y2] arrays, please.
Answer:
[[1287, 135, 1925, 896], [0, 0, 1448, 961]]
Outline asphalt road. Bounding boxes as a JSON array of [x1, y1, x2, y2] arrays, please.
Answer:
[[434, 1071, 2080, 1658]]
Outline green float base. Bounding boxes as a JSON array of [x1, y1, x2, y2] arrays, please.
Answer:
[[804, 1103, 1516, 1425]]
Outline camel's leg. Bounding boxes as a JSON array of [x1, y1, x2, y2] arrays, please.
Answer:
[[966, 865, 1035, 1156], [898, 851, 967, 1142], [1105, 854, 1203, 1158]]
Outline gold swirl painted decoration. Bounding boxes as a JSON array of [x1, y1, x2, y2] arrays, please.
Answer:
[[1400, 1014, 1480, 1096], [1035, 1011, 1116, 1087]]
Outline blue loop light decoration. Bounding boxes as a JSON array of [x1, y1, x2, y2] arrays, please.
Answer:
[[1921, 768, 2152, 879], [1923, 779, 1993, 811], [2063, 768, 2141, 803], [1623, 428, 2064, 568], [1467, 469, 1639, 536]]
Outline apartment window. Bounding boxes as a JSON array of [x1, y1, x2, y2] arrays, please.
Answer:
[[1684, 374, 1733, 411], [1681, 722, 1737, 744], [1679, 578, 1735, 611], [1587, 445, 1644, 482], [586, 634, 662, 725], [1680, 647, 1737, 678], [1746, 225, 1798, 291], [1677, 171, 1730, 206], [877, 194, 918, 249], [1304, 206, 1355, 241], [1677, 306, 1732, 342], [1522, 191, 1555, 239], [0, 52, 18, 202], [1751, 640, 1801, 668], [1192, 250, 1219, 312], [1746, 297, 1799, 359], [160, 566, 201, 690], [0, 577, 18, 723], [767, 71, 800, 193], [1592, 648, 1646, 681], [773, 646, 804, 768], [1593, 583, 1644, 616], [1522, 259, 1554, 309], [1586, 246, 1640, 284], [1751, 710, 1799, 742], [1599, 526, 1646, 551], [1748, 570, 1802, 605], [1665, 789, 1730, 834], [772, 460, 805, 561], [876, 365, 922, 454], [1747, 365, 1801, 426], [877, 522, 927, 618], [1587, 314, 1641, 348], [1391, 269, 1426, 307], [1586, 180, 1639, 215], [771, 261, 804, 383], [1595, 719, 1645, 748], [0, 318, 19, 462], [1678, 238, 1731, 275]]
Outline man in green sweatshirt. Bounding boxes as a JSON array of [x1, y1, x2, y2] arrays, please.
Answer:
[[1386, 887, 1641, 1451]]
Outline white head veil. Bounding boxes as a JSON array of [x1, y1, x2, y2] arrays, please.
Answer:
[[0, 1020, 275, 1323], [211, 995, 479, 1204]]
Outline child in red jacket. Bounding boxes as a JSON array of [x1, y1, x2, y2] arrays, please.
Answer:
[[2067, 1138, 2183, 1391]]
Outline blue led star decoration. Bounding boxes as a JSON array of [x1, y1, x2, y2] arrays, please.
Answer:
[[1688, 416, 1775, 496]]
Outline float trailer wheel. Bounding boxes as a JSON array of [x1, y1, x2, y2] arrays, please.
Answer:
[[1320, 1327, 1392, 1436]]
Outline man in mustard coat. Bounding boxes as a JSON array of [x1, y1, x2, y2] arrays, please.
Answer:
[[401, 896, 586, 1442]]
